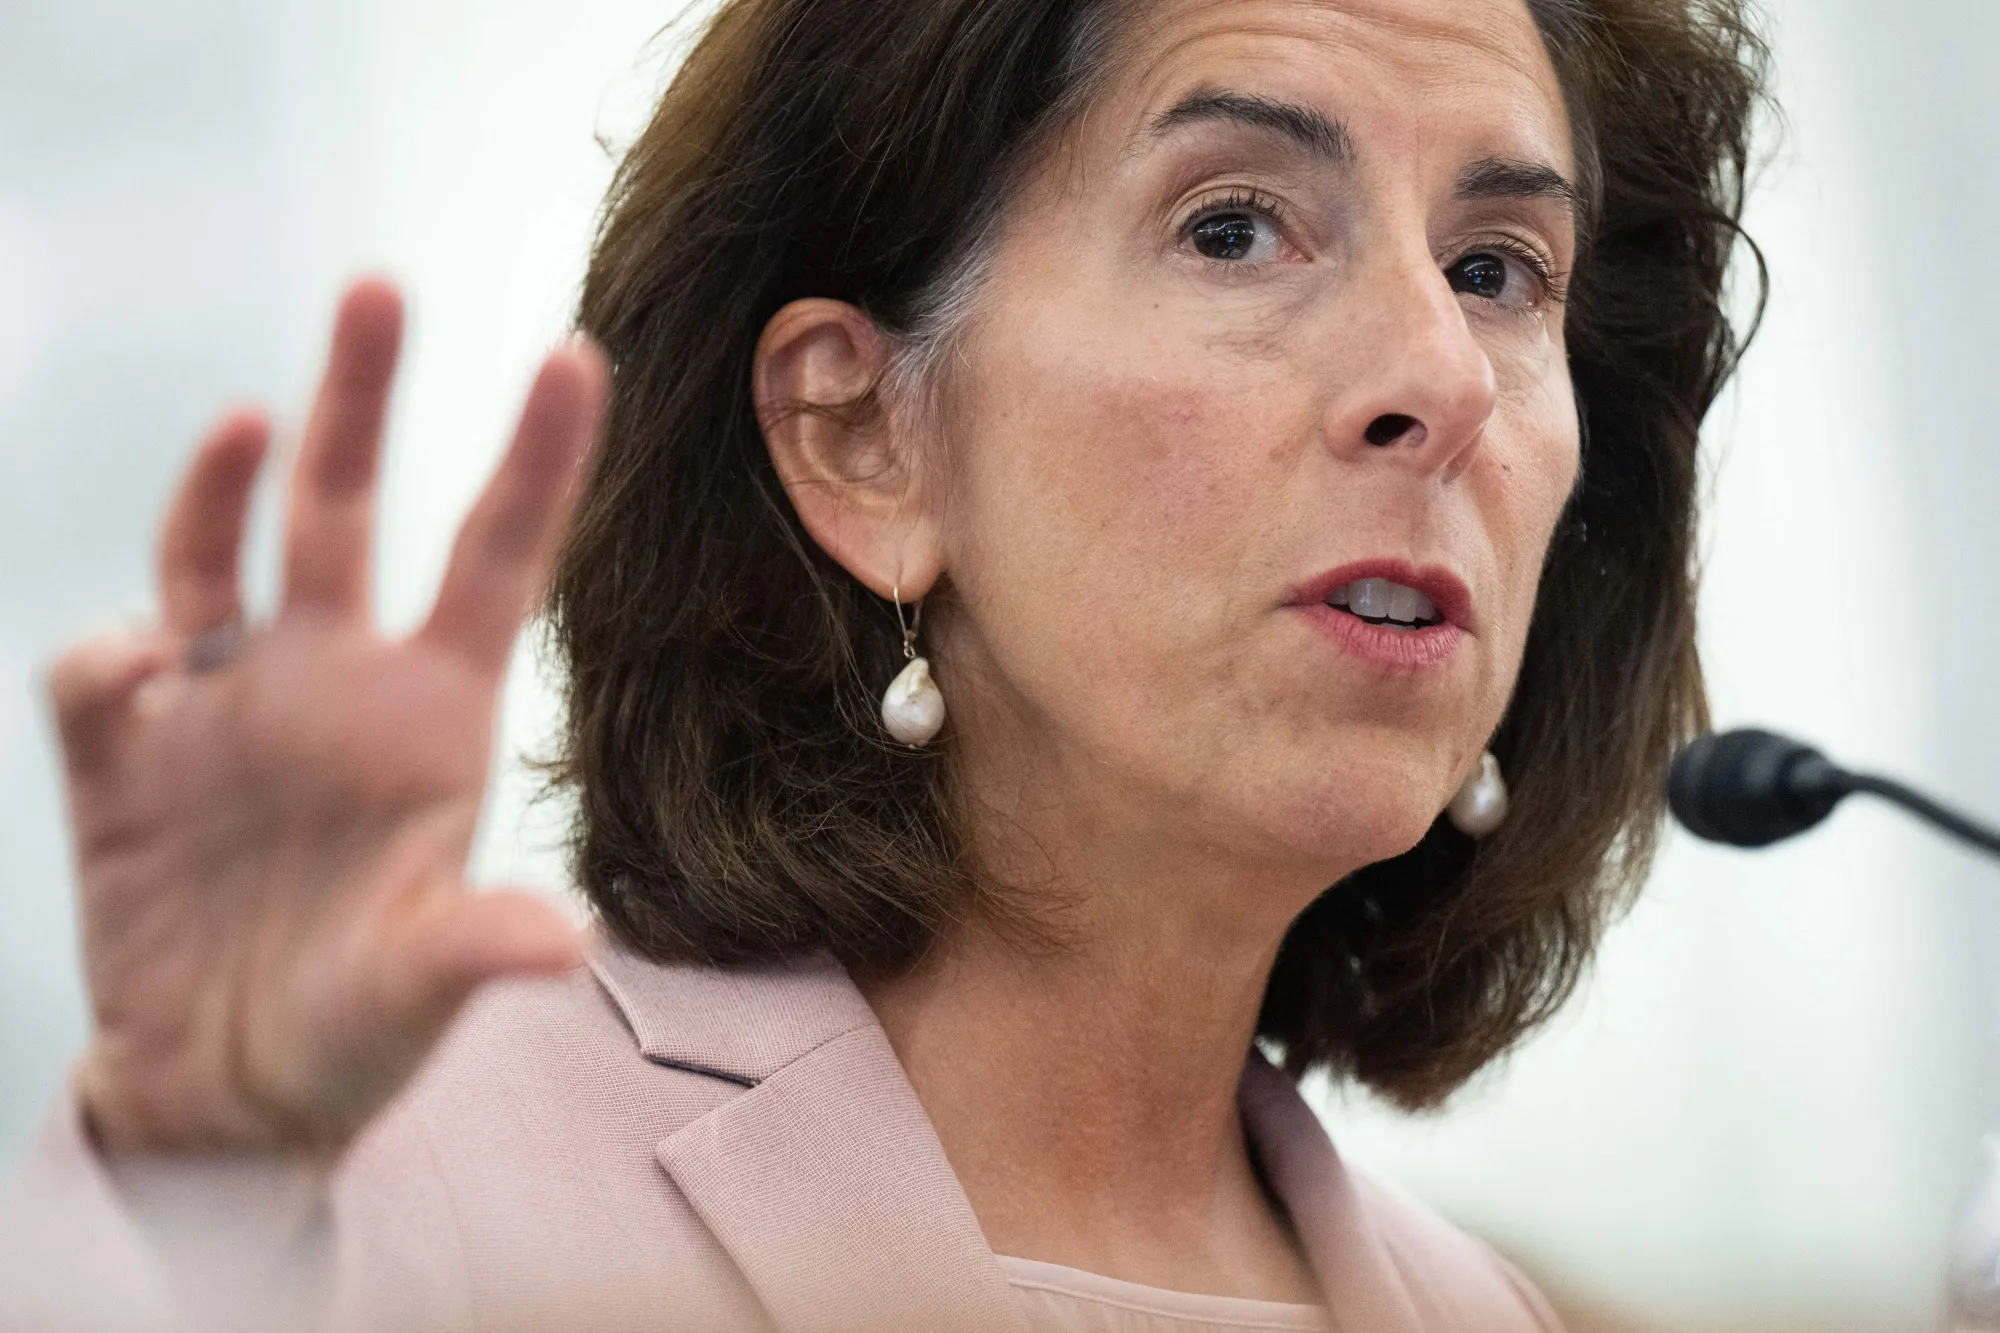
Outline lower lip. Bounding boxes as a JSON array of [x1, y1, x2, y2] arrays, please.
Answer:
[[1294, 604, 1467, 671]]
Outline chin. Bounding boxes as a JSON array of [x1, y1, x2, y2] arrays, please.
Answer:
[[1234, 739, 1462, 882]]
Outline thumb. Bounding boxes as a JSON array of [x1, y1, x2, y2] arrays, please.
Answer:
[[385, 890, 584, 1037], [47, 633, 175, 782]]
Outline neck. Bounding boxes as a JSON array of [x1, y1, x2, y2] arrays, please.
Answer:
[[859, 792, 1339, 1303]]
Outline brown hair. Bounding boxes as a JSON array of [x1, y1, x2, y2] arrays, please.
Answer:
[[552, 0, 1768, 1107]]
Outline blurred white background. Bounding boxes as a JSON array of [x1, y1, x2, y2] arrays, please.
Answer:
[[3, 1, 1997, 1329]]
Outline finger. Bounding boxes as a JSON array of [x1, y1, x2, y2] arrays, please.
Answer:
[[282, 278, 404, 618], [417, 342, 609, 675], [389, 891, 582, 1033], [158, 407, 270, 636], [47, 633, 176, 779]]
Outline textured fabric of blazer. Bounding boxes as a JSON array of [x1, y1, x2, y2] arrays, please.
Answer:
[[1, 936, 1562, 1333]]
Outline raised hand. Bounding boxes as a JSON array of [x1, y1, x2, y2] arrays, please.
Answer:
[[52, 280, 608, 1157]]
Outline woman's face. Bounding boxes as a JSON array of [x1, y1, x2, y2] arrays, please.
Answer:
[[928, 0, 1580, 889]]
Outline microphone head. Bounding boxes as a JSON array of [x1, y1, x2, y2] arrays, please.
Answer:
[[1668, 728, 1848, 848]]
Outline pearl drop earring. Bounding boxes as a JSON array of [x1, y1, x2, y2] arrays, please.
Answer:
[[1448, 751, 1509, 837], [880, 586, 945, 747]]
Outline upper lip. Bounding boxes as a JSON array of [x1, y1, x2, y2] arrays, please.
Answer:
[[1289, 560, 1476, 632]]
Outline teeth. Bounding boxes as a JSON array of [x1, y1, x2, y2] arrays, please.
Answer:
[[1348, 578, 1391, 618], [1329, 578, 1439, 627], [1386, 583, 1422, 625]]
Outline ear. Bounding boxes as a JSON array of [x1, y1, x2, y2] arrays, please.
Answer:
[[754, 299, 944, 602]]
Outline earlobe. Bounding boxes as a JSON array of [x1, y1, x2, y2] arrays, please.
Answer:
[[754, 298, 944, 601]]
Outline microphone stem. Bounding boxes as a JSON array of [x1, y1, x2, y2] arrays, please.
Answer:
[[1842, 773, 2000, 859]]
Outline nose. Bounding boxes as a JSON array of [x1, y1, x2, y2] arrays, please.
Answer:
[[1327, 249, 1499, 475]]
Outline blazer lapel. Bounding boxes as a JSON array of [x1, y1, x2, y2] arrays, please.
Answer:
[[589, 941, 1027, 1333], [661, 1023, 1028, 1333], [1239, 1055, 1425, 1333]]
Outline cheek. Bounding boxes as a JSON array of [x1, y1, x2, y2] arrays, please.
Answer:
[[1485, 351, 1581, 645], [938, 302, 1315, 738], [956, 314, 1301, 614]]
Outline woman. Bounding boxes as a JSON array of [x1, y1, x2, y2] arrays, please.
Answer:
[[3, 0, 1762, 1328]]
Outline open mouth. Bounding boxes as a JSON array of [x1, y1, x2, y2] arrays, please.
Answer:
[[1325, 577, 1447, 631]]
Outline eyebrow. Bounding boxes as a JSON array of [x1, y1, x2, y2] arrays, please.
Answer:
[[1146, 93, 1582, 225], [1147, 89, 1354, 164], [1454, 157, 1582, 221]]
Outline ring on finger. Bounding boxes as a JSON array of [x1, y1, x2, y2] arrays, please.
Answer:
[[184, 619, 249, 674]]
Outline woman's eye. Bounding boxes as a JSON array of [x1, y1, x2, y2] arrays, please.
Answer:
[[1448, 254, 1510, 299], [1446, 251, 1545, 309], [1189, 210, 1277, 263]]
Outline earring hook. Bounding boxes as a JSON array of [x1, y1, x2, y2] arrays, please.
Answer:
[[893, 584, 920, 660]]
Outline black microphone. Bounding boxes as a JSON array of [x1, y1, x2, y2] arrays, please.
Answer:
[[1668, 728, 2000, 859]]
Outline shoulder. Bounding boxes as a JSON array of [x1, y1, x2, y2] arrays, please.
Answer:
[[365, 933, 869, 1152], [329, 944, 850, 1328], [1346, 1167, 1565, 1333], [377, 956, 743, 1147]]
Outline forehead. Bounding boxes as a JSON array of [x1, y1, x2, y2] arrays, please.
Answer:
[[1101, 0, 1573, 175]]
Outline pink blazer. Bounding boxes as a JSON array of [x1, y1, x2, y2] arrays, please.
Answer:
[[3, 937, 1562, 1332]]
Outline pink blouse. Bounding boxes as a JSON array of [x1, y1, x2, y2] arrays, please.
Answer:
[[1001, 1255, 1330, 1332]]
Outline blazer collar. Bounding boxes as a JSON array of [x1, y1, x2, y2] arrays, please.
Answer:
[[589, 935, 873, 1084], [1239, 1055, 1424, 1333], [589, 938, 1418, 1332], [588, 937, 1030, 1333]]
